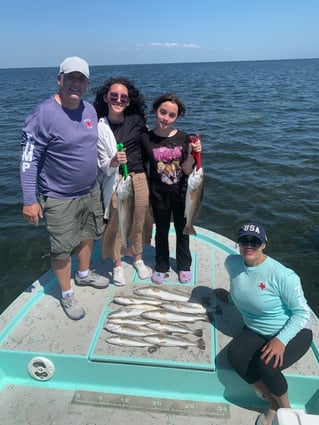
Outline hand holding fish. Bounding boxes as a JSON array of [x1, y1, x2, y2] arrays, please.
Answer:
[[110, 150, 127, 168], [189, 137, 202, 154], [183, 133, 204, 235]]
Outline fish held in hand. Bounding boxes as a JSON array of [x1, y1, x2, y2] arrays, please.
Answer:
[[183, 166, 204, 235], [117, 176, 134, 248]]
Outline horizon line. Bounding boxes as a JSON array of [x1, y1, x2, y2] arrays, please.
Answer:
[[0, 56, 318, 71]]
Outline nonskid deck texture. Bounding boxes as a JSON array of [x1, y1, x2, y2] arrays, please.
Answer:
[[0, 226, 318, 425]]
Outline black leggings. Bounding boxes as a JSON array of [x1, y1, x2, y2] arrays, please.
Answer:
[[152, 192, 191, 273], [227, 327, 313, 397]]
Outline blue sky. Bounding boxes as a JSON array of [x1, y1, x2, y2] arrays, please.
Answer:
[[1, 0, 318, 69]]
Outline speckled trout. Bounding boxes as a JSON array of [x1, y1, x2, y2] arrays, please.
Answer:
[[117, 175, 134, 248], [105, 335, 156, 348], [104, 323, 157, 337], [146, 321, 203, 337], [141, 309, 209, 323], [133, 286, 192, 302], [105, 317, 151, 326], [112, 295, 163, 306], [107, 304, 157, 319], [183, 166, 204, 235], [143, 334, 206, 350], [160, 301, 215, 315]]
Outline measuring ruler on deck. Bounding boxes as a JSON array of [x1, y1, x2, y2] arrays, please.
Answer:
[[72, 391, 230, 419]]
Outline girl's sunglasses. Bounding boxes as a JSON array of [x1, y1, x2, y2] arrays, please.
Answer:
[[109, 92, 129, 104]]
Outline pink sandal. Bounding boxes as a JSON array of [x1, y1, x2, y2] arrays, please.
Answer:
[[151, 271, 165, 285], [179, 270, 192, 284]]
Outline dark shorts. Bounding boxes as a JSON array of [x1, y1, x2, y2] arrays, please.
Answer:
[[39, 186, 105, 260]]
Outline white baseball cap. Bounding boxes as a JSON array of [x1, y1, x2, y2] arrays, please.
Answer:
[[59, 56, 89, 79]]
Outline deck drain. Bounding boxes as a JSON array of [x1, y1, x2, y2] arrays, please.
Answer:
[[72, 391, 230, 419], [27, 356, 55, 381]]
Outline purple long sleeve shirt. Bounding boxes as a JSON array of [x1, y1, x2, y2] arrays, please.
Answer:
[[20, 95, 99, 205]]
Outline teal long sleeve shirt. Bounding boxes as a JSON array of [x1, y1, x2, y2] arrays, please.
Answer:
[[225, 255, 311, 345]]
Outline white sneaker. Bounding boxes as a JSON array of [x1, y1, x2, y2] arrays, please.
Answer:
[[113, 266, 126, 286], [74, 270, 109, 288], [133, 260, 152, 279]]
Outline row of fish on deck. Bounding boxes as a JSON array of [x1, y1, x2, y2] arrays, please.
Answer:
[[104, 286, 222, 352]]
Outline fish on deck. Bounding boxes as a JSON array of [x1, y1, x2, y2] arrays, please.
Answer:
[[105, 335, 156, 349], [105, 317, 151, 326], [141, 309, 209, 323], [143, 334, 206, 350], [146, 321, 203, 337], [160, 301, 217, 315], [134, 286, 193, 303], [104, 323, 158, 337], [112, 295, 163, 306]]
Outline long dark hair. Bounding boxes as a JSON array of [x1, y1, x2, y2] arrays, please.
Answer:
[[93, 76, 146, 120], [152, 93, 186, 117]]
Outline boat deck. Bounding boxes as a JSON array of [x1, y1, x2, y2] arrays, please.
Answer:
[[0, 226, 318, 424]]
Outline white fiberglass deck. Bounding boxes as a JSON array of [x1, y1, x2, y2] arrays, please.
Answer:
[[0, 226, 318, 425]]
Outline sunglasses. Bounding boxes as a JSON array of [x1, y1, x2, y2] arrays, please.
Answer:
[[109, 92, 129, 104], [238, 236, 263, 248]]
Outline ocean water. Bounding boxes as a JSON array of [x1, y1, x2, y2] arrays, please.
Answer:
[[0, 59, 318, 315]]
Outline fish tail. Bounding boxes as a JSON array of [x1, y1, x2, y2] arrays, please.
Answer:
[[193, 328, 203, 337], [197, 338, 206, 350]]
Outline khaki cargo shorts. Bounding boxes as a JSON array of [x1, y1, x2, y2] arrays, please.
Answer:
[[39, 185, 105, 260]]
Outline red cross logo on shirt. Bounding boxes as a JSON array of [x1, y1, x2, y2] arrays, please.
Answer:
[[259, 282, 266, 290], [84, 119, 92, 128]]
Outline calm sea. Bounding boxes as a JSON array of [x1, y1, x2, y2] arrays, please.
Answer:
[[0, 59, 318, 315]]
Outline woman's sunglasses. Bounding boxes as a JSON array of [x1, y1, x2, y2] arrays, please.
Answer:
[[238, 236, 263, 248], [109, 92, 129, 104]]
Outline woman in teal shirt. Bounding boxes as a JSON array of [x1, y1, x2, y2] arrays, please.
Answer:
[[215, 223, 312, 425]]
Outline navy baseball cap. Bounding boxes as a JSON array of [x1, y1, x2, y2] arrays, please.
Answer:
[[237, 223, 267, 243]]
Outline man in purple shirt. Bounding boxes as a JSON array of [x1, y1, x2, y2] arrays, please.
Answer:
[[20, 56, 108, 320]]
